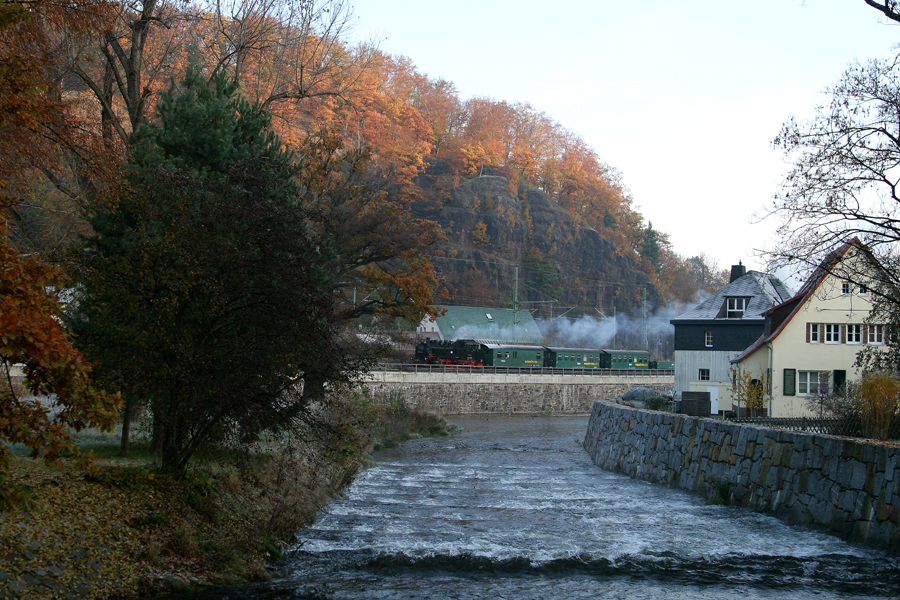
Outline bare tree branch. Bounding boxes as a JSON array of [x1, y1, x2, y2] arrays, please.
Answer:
[[864, 0, 900, 24]]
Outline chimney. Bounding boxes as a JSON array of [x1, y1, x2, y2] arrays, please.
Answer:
[[730, 260, 746, 283]]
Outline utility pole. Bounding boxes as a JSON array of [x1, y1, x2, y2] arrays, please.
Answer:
[[642, 287, 648, 351], [612, 306, 616, 349], [513, 266, 519, 343]]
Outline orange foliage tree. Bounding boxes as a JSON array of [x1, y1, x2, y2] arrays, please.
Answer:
[[0, 197, 121, 505], [1, 0, 120, 504], [857, 372, 900, 440], [295, 129, 443, 324]]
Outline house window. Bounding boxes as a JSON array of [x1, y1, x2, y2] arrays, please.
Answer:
[[809, 323, 820, 344], [859, 285, 869, 295], [869, 325, 885, 345], [699, 368, 710, 381], [841, 282, 851, 295], [847, 324, 862, 344], [825, 324, 841, 344], [705, 331, 713, 347], [726, 297, 747, 318], [799, 371, 829, 396]]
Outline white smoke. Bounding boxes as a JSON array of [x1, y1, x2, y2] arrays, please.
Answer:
[[535, 293, 711, 353], [439, 293, 713, 355], [535, 314, 617, 348]]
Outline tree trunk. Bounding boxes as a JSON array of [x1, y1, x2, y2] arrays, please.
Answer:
[[119, 402, 131, 456]]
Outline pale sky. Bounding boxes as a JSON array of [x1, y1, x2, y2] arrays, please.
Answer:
[[348, 1, 899, 277]]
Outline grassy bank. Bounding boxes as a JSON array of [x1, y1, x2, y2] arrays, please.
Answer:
[[369, 396, 463, 450], [0, 395, 456, 599]]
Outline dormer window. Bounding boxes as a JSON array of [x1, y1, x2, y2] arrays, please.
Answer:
[[726, 297, 747, 318], [485, 313, 493, 322]]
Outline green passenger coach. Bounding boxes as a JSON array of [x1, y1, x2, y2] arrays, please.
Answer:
[[484, 344, 546, 367], [598, 349, 650, 369], [545, 347, 604, 368]]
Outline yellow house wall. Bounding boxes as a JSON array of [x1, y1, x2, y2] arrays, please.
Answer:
[[738, 249, 882, 417]]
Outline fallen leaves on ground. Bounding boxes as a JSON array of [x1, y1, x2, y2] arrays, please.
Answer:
[[0, 457, 271, 599]]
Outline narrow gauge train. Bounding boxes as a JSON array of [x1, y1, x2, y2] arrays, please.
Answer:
[[414, 339, 650, 369]]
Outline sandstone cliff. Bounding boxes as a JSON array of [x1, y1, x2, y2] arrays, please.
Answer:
[[427, 176, 660, 319]]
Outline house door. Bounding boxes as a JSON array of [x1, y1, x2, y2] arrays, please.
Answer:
[[833, 370, 846, 396], [706, 386, 719, 415]]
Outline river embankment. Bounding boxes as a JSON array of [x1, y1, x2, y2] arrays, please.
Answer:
[[0, 441, 357, 599], [0, 400, 455, 599], [583, 400, 900, 553]]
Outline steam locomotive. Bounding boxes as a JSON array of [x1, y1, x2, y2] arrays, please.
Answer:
[[414, 339, 654, 370]]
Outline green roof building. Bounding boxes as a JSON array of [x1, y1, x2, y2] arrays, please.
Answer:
[[418, 306, 543, 344]]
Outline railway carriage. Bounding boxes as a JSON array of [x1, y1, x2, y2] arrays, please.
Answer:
[[484, 344, 546, 367], [599, 349, 649, 369], [544, 347, 603, 369]]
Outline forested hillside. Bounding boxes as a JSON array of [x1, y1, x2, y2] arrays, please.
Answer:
[[4, 0, 725, 319]]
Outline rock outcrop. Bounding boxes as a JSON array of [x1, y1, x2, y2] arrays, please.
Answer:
[[428, 176, 659, 317]]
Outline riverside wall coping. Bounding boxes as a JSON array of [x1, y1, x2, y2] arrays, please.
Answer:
[[583, 400, 900, 553]]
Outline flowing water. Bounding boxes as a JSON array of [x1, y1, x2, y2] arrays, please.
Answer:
[[177, 416, 900, 599]]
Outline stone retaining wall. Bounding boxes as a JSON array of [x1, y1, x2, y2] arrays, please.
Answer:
[[362, 372, 672, 414], [583, 400, 900, 553]]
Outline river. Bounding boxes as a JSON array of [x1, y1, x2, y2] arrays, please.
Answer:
[[176, 415, 900, 599]]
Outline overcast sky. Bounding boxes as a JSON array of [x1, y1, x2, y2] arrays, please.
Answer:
[[347, 1, 900, 283]]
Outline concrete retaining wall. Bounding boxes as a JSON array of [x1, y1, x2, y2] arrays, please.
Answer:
[[362, 372, 673, 415], [583, 400, 900, 553]]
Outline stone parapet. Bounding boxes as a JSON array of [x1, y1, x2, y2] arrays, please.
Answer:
[[362, 374, 672, 415], [583, 400, 900, 553]]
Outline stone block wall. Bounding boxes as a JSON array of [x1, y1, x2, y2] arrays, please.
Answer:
[[362, 372, 672, 415], [583, 400, 900, 553]]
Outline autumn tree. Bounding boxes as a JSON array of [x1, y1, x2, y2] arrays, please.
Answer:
[[730, 366, 771, 418], [0, 198, 122, 506], [857, 372, 900, 439], [72, 71, 357, 474], [0, 0, 124, 255], [656, 253, 728, 304], [294, 128, 443, 325], [0, 0, 121, 505]]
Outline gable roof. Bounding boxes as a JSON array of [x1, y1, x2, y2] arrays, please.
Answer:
[[431, 305, 543, 344], [670, 271, 793, 323], [733, 237, 877, 362]]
